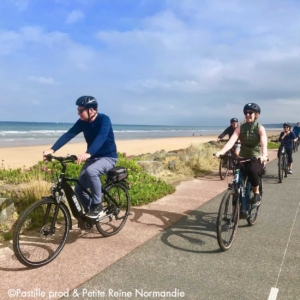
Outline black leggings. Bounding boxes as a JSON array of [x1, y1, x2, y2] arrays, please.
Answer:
[[241, 161, 263, 187], [277, 147, 293, 164]]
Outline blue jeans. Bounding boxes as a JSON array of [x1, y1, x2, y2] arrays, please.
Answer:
[[74, 157, 117, 212]]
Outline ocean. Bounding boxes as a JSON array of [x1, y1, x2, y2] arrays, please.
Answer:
[[0, 121, 282, 148]]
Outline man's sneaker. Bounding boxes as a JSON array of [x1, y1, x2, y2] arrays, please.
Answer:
[[86, 205, 105, 219], [250, 194, 261, 206], [288, 169, 293, 174]]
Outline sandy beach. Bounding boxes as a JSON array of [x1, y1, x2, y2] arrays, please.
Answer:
[[0, 131, 280, 169], [0, 135, 218, 169]]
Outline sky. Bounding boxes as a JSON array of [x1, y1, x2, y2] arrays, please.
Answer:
[[0, 0, 299, 126]]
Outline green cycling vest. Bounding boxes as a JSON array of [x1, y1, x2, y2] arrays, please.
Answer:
[[239, 121, 261, 158]]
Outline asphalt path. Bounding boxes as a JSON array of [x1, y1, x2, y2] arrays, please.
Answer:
[[65, 152, 300, 300]]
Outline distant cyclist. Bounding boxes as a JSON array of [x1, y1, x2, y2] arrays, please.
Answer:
[[278, 122, 297, 174], [43, 96, 118, 218], [293, 122, 300, 140], [215, 103, 268, 206], [216, 118, 240, 156]]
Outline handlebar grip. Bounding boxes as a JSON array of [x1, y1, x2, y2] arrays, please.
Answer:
[[46, 154, 53, 162], [68, 155, 78, 161]]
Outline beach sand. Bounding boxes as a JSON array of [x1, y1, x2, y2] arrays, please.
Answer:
[[0, 135, 218, 169], [0, 131, 280, 169]]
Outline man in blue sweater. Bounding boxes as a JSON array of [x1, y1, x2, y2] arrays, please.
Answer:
[[293, 122, 300, 138], [43, 96, 118, 218]]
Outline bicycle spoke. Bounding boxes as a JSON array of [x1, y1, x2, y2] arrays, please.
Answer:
[[96, 183, 130, 237], [13, 198, 70, 268], [217, 190, 239, 251]]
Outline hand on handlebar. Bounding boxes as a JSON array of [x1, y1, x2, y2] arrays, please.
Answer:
[[77, 153, 91, 164], [43, 149, 54, 161], [214, 152, 223, 158], [260, 156, 269, 163]]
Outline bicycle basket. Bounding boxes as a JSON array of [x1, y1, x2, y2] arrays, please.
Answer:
[[107, 167, 128, 182]]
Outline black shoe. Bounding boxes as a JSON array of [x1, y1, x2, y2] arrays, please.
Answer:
[[86, 205, 104, 219], [250, 194, 261, 206]]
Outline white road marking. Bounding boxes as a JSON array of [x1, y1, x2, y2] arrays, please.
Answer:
[[268, 288, 279, 300], [268, 197, 300, 300]]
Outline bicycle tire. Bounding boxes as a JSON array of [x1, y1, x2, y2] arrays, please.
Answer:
[[13, 197, 70, 268], [284, 156, 288, 178], [217, 189, 239, 251], [96, 183, 130, 237], [278, 156, 284, 183], [293, 141, 296, 153], [247, 177, 262, 226], [219, 157, 229, 180]]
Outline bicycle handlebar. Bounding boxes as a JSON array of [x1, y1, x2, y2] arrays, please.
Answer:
[[213, 153, 269, 163], [45, 154, 78, 163]]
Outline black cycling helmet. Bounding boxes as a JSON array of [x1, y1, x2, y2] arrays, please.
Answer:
[[243, 103, 261, 114], [230, 118, 238, 123], [283, 122, 292, 128], [76, 96, 98, 110]]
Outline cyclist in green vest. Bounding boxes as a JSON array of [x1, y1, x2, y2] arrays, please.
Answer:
[[215, 103, 268, 206]]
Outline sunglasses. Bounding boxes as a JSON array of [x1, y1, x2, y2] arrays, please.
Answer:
[[77, 108, 87, 113], [284, 126, 290, 128], [244, 111, 254, 116]]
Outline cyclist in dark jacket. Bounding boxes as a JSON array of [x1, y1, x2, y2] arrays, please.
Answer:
[[43, 96, 118, 218], [278, 122, 297, 174], [217, 118, 240, 156], [293, 122, 300, 139]]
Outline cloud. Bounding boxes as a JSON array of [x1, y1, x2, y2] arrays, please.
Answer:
[[65, 9, 85, 24], [1, 0, 300, 125], [27, 76, 56, 84]]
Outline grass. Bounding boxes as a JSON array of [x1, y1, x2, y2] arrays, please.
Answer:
[[268, 142, 280, 149]]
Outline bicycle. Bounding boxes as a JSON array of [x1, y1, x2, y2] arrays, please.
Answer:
[[13, 154, 131, 268], [278, 143, 288, 183], [219, 149, 231, 180], [215, 154, 266, 251], [294, 135, 300, 152], [292, 139, 298, 153], [218, 142, 239, 180]]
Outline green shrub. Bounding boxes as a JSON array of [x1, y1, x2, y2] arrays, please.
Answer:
[[115, 153, 175, 205], [268, 142, 280, 149], [0, 153, 175, 208]]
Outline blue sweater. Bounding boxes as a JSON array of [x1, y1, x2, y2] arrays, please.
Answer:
[[293, 126, 300, 137], [279, 131, 296, 149], [51, 113, 118, 158]]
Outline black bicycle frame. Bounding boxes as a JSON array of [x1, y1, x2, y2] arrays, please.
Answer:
[[46, 156, 129, 232]]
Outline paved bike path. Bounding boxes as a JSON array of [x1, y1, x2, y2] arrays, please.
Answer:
[[66, 151, 300, 300], [1, 149, 299, 300]]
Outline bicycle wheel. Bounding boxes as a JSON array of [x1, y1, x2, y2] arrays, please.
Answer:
[[284, 156, 288, 178], [217, 189, 239, 251], [293, 141, 296, 153], [278, 156, 284, 183], [219, 157, 229, 180], [247, 177, 262, 226], [96, 183, 130, 237], [13, 197, 70, 268]]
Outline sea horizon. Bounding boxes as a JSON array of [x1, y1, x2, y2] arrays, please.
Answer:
[[0, 121, 282, 148]]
